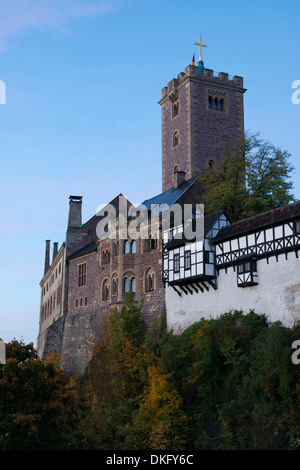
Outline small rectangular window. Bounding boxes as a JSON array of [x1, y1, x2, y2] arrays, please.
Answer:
[[85, 297, 87, 306], [295, 219, 300, 235], [184, 250, 191, 270], [75, 299, 78, 308], [237, 259, 258, 287], [174, 253, 180, 273], [78, 263, 86, 287]]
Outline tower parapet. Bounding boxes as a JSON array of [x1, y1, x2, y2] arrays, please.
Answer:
[[159, 64, 246, 192]]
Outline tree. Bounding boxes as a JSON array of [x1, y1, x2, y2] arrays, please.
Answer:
[[0, 339, 89, 450], [200, 132, 295, 222]]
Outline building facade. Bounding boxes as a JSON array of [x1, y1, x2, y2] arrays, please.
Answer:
[[37, 52, 263, 375], [164, 203, 300, 333]]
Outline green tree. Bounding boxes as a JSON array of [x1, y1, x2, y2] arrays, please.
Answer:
[[0, 339, 90, 450], [200, 132, 295, 222]]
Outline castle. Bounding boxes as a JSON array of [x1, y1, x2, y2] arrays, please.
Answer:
[[38, 41, 300, 375]]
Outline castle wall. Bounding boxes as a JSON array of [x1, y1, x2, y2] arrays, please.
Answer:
[[166, 253, 300, 334]]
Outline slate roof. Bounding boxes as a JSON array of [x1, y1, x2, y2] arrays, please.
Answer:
[[141, 176, 199, 215], [67, 241, 97, 261], [214, 200, 300, 242]]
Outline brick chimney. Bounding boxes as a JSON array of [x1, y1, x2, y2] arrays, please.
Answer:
[[68, 196, 82, 228], [174, 169, 186, 189], [44, 240, 50, 275], [52, 242, 58, 262]]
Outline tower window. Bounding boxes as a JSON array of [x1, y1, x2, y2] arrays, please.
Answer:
[[208, 160, 215, 168], [172, 131, 179, 148], [172, 101, 179, 118], [208, 92, 227, 112]]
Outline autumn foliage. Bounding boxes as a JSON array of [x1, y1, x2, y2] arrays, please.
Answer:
[[1, 299, 300, 450]]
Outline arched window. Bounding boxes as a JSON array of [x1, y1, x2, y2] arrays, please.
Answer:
[[112, 276, 118, 296], [131, 277, 136, 293], [102, 280, 109, 301], [172, 101, 179, 118], [124, 277, 130, 293], [131, 240, 136, 254], [172, 131, 179, 148], [208, 96, 213, 108], [219, 98, 224, 110], [214, 97, 218, 109], [145, 270, 155, 292], [124, 240, 130, 254], [208, 159, 215, 168]]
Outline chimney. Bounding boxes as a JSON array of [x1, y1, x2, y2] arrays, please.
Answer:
[[174, 169, 186, 189], [68, 196, 82, 228], [44, 240, 50, 275], [52, 242, 58, 262]]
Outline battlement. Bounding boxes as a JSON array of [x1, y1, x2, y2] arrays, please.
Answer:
[[160, 65, 244, 102]]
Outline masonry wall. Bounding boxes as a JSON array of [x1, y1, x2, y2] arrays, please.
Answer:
[[166, 253, 300, 333], [160, 65, 245, 192]]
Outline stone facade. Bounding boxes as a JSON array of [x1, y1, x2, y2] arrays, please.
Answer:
[[159, 65, 245, 192], [38, 59, 246, 375]]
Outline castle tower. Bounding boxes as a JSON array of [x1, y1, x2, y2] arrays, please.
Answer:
[[159, 39, 246, 192]]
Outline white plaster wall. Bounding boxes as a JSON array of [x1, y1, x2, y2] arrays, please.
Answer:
[[166, 253, 300, 333]]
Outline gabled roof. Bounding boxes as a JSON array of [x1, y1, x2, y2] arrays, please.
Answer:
[[214, 200, 300, 243]]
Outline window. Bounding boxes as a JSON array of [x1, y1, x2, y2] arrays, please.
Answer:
[[80, 298, 83, 307], [75, 299, 78, 308], [85, 297, 88, 306], [112, 277, 118, 296], [208, 93, 227, 112], [102, 280, 110, 301], [124, 240, 136, 254], [184, 251, 191, 270], [146, 271, 154, 292], [237, 259, 258, 287], [208, 159, 215, 168], [174, 253, 180, 273], [144, 236, 157, 252], [112, 242, 118, 256], [172, 131, 179, 148], [78, 263, 86, 287], [124, 277, 130, 293], [172, 101, 179, 118], [295, 219, 300, 235], [123, 276, 136, 294]]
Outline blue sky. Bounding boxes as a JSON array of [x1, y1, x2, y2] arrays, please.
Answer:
[[0, 0, 299, 346]]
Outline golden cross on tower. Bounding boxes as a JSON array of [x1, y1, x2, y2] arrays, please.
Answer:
[[194, 35, 207, 62]]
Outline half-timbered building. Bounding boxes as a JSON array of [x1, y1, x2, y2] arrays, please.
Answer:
[[165, 201, 300, 333]]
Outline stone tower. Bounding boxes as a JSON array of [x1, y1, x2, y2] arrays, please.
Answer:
[[159, 63, 246, 192]]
